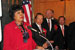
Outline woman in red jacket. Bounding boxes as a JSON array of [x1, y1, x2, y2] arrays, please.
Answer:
[[3, 4, 37, 50]]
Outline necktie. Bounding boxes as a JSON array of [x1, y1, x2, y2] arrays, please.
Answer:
[[39, 25, 42, 33], [61, 25, 64, 36], [48, 19, 50, 30]]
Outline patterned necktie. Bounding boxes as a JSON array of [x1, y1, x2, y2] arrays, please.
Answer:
[[39, 25, 42, 33], [61, 25, 64, 36], [48, 19, 50, 30]]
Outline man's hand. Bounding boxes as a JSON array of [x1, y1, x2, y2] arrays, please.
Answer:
[[43, 42, 48, 48], [50, 40, 54, 43], [55, 46, 59, 50]]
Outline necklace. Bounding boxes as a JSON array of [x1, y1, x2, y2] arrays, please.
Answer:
[[15, 22, 29, 43]]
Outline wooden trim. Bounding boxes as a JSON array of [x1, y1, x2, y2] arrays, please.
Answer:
[[16, 0, 19, 4], [8, 0, 10, 5], [12, 0, 14, 5]]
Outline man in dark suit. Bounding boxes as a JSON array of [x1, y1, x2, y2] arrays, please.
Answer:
[[55, 16, 69, 50], [32, 13, 48, 49], [68, 22, 75, 50], [42, 9, 58, 47]]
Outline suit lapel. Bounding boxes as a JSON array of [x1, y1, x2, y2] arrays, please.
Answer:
[[35, 23, 41, 32], [51, 19, 53, 31], [62, 25, 66, 37], [44, 18, 49, 31]]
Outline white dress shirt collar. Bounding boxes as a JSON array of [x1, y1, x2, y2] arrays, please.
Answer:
[[36, 23, 42, 32], [60, 25, 64, 29]]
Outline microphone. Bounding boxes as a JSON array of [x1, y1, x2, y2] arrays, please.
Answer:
[[27, 26, 41, 34], [27, 26, 54, 50]]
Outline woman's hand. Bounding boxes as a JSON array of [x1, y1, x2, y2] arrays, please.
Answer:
[[36, 46, 45, 50]]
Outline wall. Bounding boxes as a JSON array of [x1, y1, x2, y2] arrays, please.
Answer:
[[33, 0, 75, 25], [66, 1, 75, 25]]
